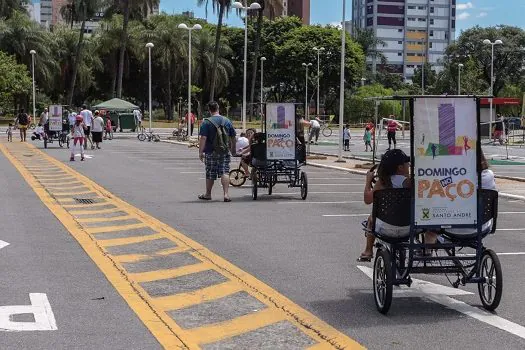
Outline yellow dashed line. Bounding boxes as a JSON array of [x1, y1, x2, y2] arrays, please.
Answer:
[[49, 190, 94, 196], [151, 280, 244, 310], [0, 142, 365, 350], [76, 215, 135, 223]]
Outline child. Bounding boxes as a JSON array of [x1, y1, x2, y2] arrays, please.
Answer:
[[343, 124, 351, 151], [70, 115, 85, 161], [31, 124, 46, 141], [6, 123, 13, 142], [104, 116, 112, 140], [363, 126, 372, 152]]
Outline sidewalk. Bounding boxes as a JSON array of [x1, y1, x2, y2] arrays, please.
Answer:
[[307, 154, 525, 201]]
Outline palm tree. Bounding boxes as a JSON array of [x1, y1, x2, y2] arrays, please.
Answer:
[[248, 0, 283, 120], [143, 15, 185, 120], [60, 2, 77, 29], [114, 0, 159, 99], [353, 27, 386, 72], [197, 0, 233, 101], [192, 28, 234, 116], [0, 0, 27, 19], [63, 0, 103, 106]]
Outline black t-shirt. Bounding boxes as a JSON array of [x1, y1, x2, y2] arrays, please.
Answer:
[[17, 113, 29, 125], [494, 120, 503, 131]]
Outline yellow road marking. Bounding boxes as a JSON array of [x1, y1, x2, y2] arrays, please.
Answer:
[[69, 207, 121, 215], [46, 183, 85, 190], [130, 262, 212, 284], [308, 343, 339, 350], [1, 142, 365, 350], [185, 308, 286, 344], [87, 223, 149, 235], [76, 215, 135, 223], [152, 280, 244, 310], [113, 246, 192, 264], [48, 190, 93, 196], [62, 201, 113, 209]]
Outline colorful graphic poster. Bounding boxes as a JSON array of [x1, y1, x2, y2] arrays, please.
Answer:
[[413, 98, 478, 227], [49, 105, 63, 131], [266, 103, 296, 160]]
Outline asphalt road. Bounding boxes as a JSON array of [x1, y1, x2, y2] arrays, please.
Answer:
[[0, 145, 160, 349], [8, 137, 520, 349]]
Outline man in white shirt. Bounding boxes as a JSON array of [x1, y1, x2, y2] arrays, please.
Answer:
[[80, 105, 93, 149], [308, 117, 321, 145], [133, 109, 142, 130]]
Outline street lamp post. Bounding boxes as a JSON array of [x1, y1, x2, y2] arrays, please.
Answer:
[[458, 63, 464, 95], [145, 43, 154, 133], [302, 63, 312, 120], [232, 1, 262, 131], [483, 39, 503, 135], [29, 50, 36, 122], [337, 0, 346, 162], [312, 47, 325, 118], [260, 56, 266, 119], [178, 23, 202, 137]]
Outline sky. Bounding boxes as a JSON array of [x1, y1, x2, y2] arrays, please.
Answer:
[[162, 0, 523, 37]]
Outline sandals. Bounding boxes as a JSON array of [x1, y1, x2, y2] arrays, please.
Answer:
[[198, 194, 211, 200], [357, 254, 373, 262]]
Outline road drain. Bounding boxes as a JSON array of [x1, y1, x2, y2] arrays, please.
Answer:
[[74, 198, 97, 204]]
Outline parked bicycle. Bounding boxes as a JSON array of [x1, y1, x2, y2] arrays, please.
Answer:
[[137, 127, 160, 142]]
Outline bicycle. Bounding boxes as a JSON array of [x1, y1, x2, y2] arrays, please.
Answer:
[[172, 128, 188, 141], [137, 127, 160, 142], [229, 155, 252, 187], [321, 122, 332, 137]]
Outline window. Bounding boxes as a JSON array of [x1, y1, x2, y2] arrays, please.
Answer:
[[452, 20, 456, 28], [430, 7, 434, 13], [418, 6, 425, 10], [430, 30, 434, 37], [398, 41, 403, 44], [398, 52, 402, 56], [430, 19, 434, 25], [445, 32, 448, 39], [407, 65, 415, 68], [418, 18, 426, 22], [398, 29, 403, 32], [429, 42, 433, 49], [408, 5, 415, 9], [407, 53, 415, 56]]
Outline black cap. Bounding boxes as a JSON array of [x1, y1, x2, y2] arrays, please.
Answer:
[[381, 149, 410, 168]]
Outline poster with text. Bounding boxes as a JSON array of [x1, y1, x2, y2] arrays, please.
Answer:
[[266, 103, 296, 160], [49, 105, 63, 131], [413, 98, 478, 227]]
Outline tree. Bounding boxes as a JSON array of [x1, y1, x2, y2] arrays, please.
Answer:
[[248, 0, 283, 120], [445, 25, 525, 96], [113, 0, 159, 98], [412, 63, 438, 94], [0, 0, 27, 19], [197, 0, 233, 101], [0, 51, 31, 114], [353, 27, 386, 71]]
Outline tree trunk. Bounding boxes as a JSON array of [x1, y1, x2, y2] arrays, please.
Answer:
[[110, 52, 117, 98], [66, 6, 87, 107], [116, 0, 130, 98], [166, 62, 173, 120], [209, 3, 225, 101], [249, 2, 264, 122]]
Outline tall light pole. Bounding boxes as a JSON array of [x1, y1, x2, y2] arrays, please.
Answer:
[[337, 0, 346, 162], [312, 47, 325, 118], [457, 63, 464, 95], [302, 63, 312, 120], [178, 23, 202, 137], [145, 43, 154, 133], [233, 1, 262, 131], [260, 56, 266, 120], [30, 50, 36, 121], [483, 39, 503, 134]]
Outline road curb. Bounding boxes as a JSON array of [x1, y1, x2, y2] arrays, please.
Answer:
[[494, 174, 525, 182], [307, 161, 525, 202]]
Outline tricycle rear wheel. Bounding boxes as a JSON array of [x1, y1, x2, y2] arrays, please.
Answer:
[[373, 249, 393, 314], [478, 249, 502, 311]]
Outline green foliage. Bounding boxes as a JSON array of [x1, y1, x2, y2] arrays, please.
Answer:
[[345, 84, 403, 123], [0, 51, 31, 113]]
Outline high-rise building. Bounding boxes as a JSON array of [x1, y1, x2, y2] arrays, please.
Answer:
[[352, 0, 456, 81], [24, 1, 41, 23], [40, 0, 53, 27], [263, 0, 309, 25]]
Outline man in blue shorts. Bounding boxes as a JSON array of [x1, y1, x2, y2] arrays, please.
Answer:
[[198, 101, 237, 202]]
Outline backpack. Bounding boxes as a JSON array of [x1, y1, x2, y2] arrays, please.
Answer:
[[17, 113, 28, 125], [205, 116, 230, 155]]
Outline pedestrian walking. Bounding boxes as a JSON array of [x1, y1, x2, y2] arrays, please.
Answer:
[[198, 101, 236, 202], [308, 117, 321, 144], [15, 108, 29, 142], [363, 126, 372, 152], [91, 110, 104, 149], [70, 115, 85, 161], [343, 124, 351, 151], [387, 117, 399, 150], [6, 123, 13, 142], [133, 109, 142, 131], [68, 110, 77, 132], [80, 105, 93, 149], [185, 110, 196, 136], [493, 114, 504, 145]]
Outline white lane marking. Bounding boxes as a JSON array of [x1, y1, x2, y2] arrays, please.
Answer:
[[0, 240, 9, 250], [308, 177, 363, 180], [496, 228, 525, 231], [459, 252, 525, 257], [499, 212, 525, 214], [309, 184, 363, 186], [357, 266, 525, 340], [0, 294, 57, 331], [357, 266, 472, 296], [74, 154, 93, 159], [323, 214, 369, 217], [179, 171, 202, 174], [277, 201, 362, 204]]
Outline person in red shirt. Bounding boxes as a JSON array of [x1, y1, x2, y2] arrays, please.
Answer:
[[387, 116, 399, 150], [185, 110, 196, 136]]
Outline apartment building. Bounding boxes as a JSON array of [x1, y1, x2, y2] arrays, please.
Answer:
[[40, 0, 52, 27], [263, 0, 310, 25], [352, 0, 456, 81]]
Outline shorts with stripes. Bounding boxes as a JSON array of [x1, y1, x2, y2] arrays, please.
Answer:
[[205, 153, 231, 180]]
